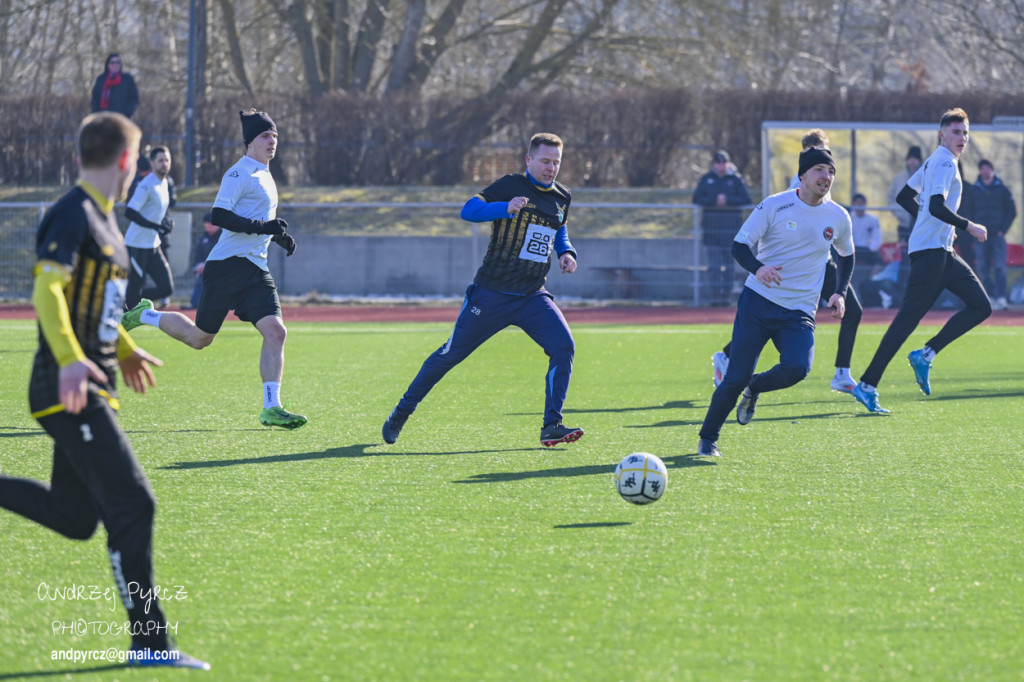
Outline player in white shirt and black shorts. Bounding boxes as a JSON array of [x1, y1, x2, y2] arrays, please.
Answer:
[[121, 110, 307, 430], [123, 146, 173, 309], [697, 147, 855, 458], [852, 108, 991, 414]]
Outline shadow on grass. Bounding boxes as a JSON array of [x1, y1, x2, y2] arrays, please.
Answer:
[[508, 400, 700, 417], [0, 663, 125, 679], [162, 444, 535, 469], [554, 522, 632, 529], [453, 453, 713, 484], [927, 388, 1024, 402], [625, 410, 851, 429], [0, 425, 45, 438]]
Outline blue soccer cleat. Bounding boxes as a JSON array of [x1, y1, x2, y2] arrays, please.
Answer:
[[852, 382, 891, 414], [907, 349, 932, 395]]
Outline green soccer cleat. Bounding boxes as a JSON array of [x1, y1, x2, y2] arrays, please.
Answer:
[[260, 406, 308, 430], [121, 298, 153, 332]]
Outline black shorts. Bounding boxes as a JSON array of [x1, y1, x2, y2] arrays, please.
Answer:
[[196, 257, 281, 333]]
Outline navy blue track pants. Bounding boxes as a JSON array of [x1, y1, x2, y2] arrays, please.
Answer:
[[398, 284, 575, 427]]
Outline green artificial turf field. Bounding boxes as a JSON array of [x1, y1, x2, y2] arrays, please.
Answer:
[[1, 319, 1022, 681]]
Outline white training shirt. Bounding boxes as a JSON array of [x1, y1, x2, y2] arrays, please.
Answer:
[[905, 145, 962, 254], [735, 188, 854, 316], [207, 155, 278, 270], [123, 173, 170, 249]]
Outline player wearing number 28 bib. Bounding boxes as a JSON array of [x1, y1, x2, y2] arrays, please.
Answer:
[[381, 133, 585, 448]]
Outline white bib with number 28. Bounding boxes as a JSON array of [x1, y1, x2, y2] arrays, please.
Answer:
[[519, 224, 556, 263]]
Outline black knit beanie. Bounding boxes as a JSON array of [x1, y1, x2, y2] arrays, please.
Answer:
[[240, 110, 277, 147], [798, 147, 835, 178]]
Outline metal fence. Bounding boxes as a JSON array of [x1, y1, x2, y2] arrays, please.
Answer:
[[0, 200, 908, 306]]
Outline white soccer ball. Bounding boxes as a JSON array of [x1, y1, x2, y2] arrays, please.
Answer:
[[614, 452, 668, 505]]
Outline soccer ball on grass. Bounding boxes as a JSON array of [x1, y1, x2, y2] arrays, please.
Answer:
[[614, 452, 668, 505]]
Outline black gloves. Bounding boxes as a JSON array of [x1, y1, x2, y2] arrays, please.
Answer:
[[272, 232, 297, 256], [265, 218, 288, 236], [157, 216, 174, 235]]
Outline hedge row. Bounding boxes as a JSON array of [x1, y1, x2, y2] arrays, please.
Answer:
[[2, 89, 1021, 188]]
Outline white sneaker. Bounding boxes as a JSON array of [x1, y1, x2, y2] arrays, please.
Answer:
[[994, 297, 1008, 310], [712, 351, 729, 388], [830, 374, 856, 394]]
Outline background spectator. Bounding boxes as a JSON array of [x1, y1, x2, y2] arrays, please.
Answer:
[[850, 193, 883, 287], [971, 159, 1016, 309], [91, 53, 140, 118], [693, 149, 752, 306]]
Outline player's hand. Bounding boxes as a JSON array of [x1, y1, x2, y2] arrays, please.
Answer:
[[59, 359, 108, 415], [119, 348, 162, 395], [507, 197, 529, 215], [265, 218, 288, 236], [827, 293, 846, 319], [158, 216, 174, 235], [967, 221, 988, 243], [755, 264, 783, 287], [560, 253, 577, 274], [272, 232, 297, 256]]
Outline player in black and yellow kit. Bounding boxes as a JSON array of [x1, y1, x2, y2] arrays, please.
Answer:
[[382, 133, 584, 447], [0, 113, 208, 670]]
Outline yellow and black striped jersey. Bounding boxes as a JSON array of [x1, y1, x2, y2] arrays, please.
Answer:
[[29, 186, 129, 414], [473, 173, 572, 295]]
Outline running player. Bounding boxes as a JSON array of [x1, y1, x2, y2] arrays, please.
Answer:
[[698, 147, 855, 458], [712, 128, 864, 395], [124, 145, 174, 309], [0, 112, 208, 669], [852, 107, 991, 413], [382, 133, 584, 447], [122, 110, 306, 430]]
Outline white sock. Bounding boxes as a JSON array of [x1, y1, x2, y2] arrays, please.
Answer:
[[264, 382, 281, 409], [922, 346, 936, 362], [140, 309, 163, 327], [858, 381, 877, 393], [835, 367, 850, 379]]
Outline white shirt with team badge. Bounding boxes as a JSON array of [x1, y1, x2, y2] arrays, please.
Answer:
[[208, 155, 278, 271], [123, 173, 170, 249], [905, 145, 962, 254], [734, 188, 854, 316]]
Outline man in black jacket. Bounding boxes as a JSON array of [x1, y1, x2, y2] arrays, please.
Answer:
[[693, 150, 752, 305], [971, 159, 1016, 309]]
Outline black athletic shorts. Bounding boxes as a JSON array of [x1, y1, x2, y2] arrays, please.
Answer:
[[196, 257, 281, 334]]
